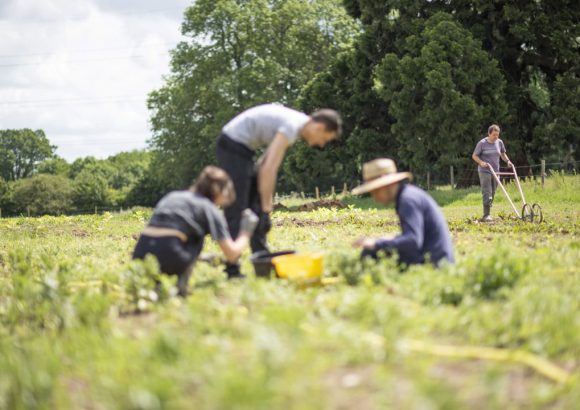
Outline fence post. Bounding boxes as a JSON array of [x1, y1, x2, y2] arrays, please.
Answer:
[[427, 172, 431, 191], [331, 186, 335, 197], [27, 207, 30, 217], [0, 208, 2, 218], [541, 160, 546, 187], [95, 205, 98, 214], [315, 187, 320, 200], [343, 182, 348, 194], [450, 166, 455, 189], [300, 191, 305, 199]]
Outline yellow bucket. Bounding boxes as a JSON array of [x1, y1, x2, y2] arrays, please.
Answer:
[[272, 252, 324, 280]]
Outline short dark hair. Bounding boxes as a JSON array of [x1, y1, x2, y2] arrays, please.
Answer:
[[191, 166, 235, 205], [488, 124, 500, 134], [311, 109, 342, 138]]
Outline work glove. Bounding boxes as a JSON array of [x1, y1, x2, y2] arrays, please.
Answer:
[[240, 209, 259, 236], [258, 211, 272, 235]]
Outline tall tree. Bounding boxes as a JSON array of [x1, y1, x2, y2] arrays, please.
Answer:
[[300, 0, 579, 186], [147, 0, 358, 189], [37, 156, 70, 176], [374, 12, 507, 179], [0, 129, 55, 181]]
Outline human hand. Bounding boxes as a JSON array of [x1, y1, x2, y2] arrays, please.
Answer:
[[507, 161, 514, 168], [352, 237, 376, 249], [480, 161, 489, 168], [240, 209, 259, 235]]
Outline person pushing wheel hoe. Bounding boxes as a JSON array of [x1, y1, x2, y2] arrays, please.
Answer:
[[216, 103, 342, 279], [472, 124, 513, 222]]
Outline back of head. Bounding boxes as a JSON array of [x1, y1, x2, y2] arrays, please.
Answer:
[[192, 166, 235, 204], [311, 109, 342, 138]]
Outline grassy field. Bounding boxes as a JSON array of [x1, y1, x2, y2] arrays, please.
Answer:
[[0, 174, 578, 409]]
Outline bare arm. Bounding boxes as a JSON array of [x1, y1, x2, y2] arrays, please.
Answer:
[[258, 133, 289, 213], [352, 234, 396, 249], [500, 152, 512, 165], [217, 233, 251, 263], [472, 153, 488, 168]]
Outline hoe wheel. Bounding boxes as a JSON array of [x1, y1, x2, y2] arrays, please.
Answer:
[[521, 203, 533, 222], [532, 203, 543, 223]]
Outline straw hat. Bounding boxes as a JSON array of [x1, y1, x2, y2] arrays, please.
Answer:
[[351, 158, 412, 195]]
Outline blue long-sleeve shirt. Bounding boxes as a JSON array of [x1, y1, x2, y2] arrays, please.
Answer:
[[375, 183, 454, 267]]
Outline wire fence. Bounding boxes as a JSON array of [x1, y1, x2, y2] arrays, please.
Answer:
[[0, 160, 578, 218], [280, 160, 579, 199]]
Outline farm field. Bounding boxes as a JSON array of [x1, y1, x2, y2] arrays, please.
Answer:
[[0, 174, 578, 409]]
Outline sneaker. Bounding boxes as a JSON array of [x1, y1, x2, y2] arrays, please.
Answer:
[[481, 215, 493, 222]]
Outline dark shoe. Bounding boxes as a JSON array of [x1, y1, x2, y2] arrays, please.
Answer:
[[227, 271, 246, 280]]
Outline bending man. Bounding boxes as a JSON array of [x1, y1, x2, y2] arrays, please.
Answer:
[[216, 103, 342, 278]]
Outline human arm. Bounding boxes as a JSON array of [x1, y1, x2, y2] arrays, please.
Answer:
[[258, 133, 289, 213], [352, 234, 396, 249], [472, 153, 488, 168], [217, 235, 250, 263], [216, 209, 258, 263], [500, 152, 513, 167], [373, 200, 425, 256]]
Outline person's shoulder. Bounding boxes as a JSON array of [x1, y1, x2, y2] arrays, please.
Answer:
[[399, 184, 427, 203], [405, 184, 429, 198]]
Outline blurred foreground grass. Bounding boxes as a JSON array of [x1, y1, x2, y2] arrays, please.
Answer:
[[0, 175, 578, 409]]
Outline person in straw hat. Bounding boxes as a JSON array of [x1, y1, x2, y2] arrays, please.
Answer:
[[351, 158, 454, 267]]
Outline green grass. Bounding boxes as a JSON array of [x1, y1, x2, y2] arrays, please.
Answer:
[[0, 175, 578, 409]]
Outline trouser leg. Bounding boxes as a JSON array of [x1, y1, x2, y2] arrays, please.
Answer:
[[248, 173, 271, 253], [176, 263, 194, 297], [479, 172, 494, 217], [216, 137, 255, 278]]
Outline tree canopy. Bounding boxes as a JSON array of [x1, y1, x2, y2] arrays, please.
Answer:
[[297, 0, 579, 186], [0, 129, 55, 181], [147, 0, 358, 190]]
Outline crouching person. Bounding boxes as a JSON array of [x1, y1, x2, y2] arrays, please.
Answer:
[[132, 166, 259, 296], [351, 159, 454, 268]]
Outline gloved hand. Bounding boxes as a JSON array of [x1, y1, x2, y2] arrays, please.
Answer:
[[240, 209, 259, 235], [258, 211, 272, 235]]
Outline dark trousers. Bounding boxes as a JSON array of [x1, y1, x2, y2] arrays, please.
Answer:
[[216, 134, 271, 277], [132, 235, 203, 296]]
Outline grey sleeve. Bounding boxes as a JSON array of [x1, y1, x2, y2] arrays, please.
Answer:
[[205, 206, 231, 241], [499, 140, 506, 153], [473, 140, 483, 156]]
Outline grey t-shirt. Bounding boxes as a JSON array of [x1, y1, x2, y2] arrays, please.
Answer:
[[148, 191, 230, 241], [473, 138, 506, 174], [222, 104, 310, 150]]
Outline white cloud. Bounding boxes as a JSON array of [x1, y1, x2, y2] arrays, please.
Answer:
[[0, 0, 189, 161]]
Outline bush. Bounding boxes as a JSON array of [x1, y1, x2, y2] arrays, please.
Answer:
[[72, 170, 110, 210], [11, 174, 73, 215]]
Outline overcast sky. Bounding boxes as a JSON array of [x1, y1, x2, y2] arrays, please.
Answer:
[[0, 0, 190, 161]]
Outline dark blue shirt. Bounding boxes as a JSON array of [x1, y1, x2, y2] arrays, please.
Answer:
[[375, 184, 454, 267]]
